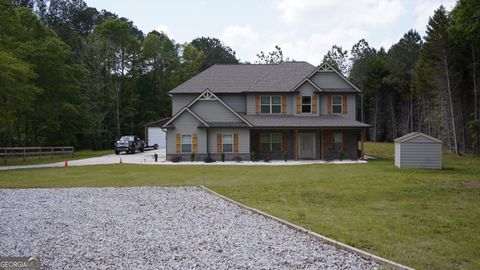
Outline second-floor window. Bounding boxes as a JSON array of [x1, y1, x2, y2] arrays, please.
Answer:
[[332, 96, 342, 114], [261, 96, 281, 114], [301, 96, 312, 113]]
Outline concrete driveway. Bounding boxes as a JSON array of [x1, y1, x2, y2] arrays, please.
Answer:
[[0, 149, 166, 171]]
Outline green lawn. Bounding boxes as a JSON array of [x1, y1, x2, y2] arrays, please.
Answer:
[[0, 149, 112, 166], [0, 143, 479, 270]]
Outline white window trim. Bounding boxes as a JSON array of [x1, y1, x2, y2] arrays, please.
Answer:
[[332, 95, 343, 114], [222, 133, 233, 153], [181, 133, 192, 153], [260, 95, 282, 114], [301, 96, 312, 114], [333, 132, 343, 153], [260, 133, 282, 152]]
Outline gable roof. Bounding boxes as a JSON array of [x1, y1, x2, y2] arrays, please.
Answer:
[[169, 62, 316, 94], [163, 107, 210, 128], [394, 132, 442, 143], [163, 89, 253, 128], [291, 62, 361, 93], [169, 61, 362, 94]]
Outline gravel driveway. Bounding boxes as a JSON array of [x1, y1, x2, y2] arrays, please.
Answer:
[[0, 187, 378, 269]]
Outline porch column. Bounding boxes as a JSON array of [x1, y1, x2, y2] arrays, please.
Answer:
[[360, 128, 365, 160], [294, 129, 298, 160]]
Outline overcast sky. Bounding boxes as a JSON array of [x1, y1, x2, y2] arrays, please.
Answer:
[[83, 0, 456, 64]]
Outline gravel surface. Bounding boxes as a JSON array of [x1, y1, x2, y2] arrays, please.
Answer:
[[0, 187, 379, 269]]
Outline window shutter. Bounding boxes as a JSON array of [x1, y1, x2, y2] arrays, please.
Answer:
[[256, 96, 260, 114], [327, 96, 332, 114], [312, 95, 317, 113], [342, 132, 346, 152], [296, 96, 301, 114], [192, 133, 198, 153], [233, 133, 239, 153], [342, 95, 347, 114], [281, 96, 286, 114], [216, 133, 222, 153], [176, 134, 181, 153]]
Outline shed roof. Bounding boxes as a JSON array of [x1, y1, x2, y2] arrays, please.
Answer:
[[394, 132, 442, 143], [243, 114, 370, 128]]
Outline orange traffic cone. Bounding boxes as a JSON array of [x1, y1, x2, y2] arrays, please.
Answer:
[[64, 160, 68, 167]]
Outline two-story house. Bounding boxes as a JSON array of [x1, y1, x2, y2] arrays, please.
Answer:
[[162, 61, 369, 161]]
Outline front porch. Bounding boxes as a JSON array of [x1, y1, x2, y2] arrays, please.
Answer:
[[250, 128, 365, 161]]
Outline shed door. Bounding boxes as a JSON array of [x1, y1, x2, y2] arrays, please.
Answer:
[[147, 128, 166, 148]]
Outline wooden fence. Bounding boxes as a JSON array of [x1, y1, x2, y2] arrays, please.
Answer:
[[0, 147, 74, 162]]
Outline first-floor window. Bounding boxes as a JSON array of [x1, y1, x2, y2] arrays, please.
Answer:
[[181, 134, 192, 153], [260, 133, 281, 152], [333, 132, 342, 152], [222, 134, 233, 153], [332, 96, 342, 114]]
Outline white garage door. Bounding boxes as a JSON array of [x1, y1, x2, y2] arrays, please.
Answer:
[[147, 127, 166, 148]]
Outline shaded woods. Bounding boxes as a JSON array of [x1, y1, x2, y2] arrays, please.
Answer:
[[1, 0, 238, 149], [324, 1, 480, 155], [1, 0, 479, 155]]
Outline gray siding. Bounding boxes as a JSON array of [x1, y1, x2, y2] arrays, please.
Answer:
[[208, 128, 250, 154], [246, 94, 256, 115], [310, 72, 351, 89], [190, 100, 240, 122], [319, 94, 356, 120], [217, 94, 245, 113], [396, 142, 442, 169], [171, 94, 197, 115], [166, 111, 207, 154], [295, 83, 319, 116]]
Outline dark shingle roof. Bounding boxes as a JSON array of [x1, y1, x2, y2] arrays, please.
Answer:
[[169, 62, 317, 94], [243, 114, 370, 128]]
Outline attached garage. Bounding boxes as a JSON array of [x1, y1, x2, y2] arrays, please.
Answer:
[[394, 132, 442, 169], [144, 118, 170, 148]]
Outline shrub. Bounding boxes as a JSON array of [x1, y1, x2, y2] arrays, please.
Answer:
[[204, 156, 215, 163], [233, 155, 242, 162], [190, 152, 195, 162], [284, 151, 288, 162], [339, 151, 345, 161], [263, 158, 271, 162], [171, 156, 181, 163], [221, 152, 225, 162], [250, 151, 256, 162]]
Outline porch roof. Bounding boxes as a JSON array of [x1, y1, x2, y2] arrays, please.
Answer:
[[243, 114, 370, 128]]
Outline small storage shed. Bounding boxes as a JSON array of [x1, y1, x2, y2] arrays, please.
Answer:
[[144, 118, 170, 148], [394, 132, 442, 169]]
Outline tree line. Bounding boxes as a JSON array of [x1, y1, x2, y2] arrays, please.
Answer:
[[1, 0, 479, 155], [1, 0, 238, 149], [323, 1, 479, 155]]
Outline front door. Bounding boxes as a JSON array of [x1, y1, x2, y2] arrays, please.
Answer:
[[299, 133, 315, 159]]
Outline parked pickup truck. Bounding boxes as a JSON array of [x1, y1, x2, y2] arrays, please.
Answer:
[[114, 135, 145, 154]]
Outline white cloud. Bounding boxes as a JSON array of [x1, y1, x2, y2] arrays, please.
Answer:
[[413, 0, 456, 33], [265, 27, 367, 64], [276, 0, 406, 27], [221, 25, 259, 49], [155, 24, 170, 35]]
